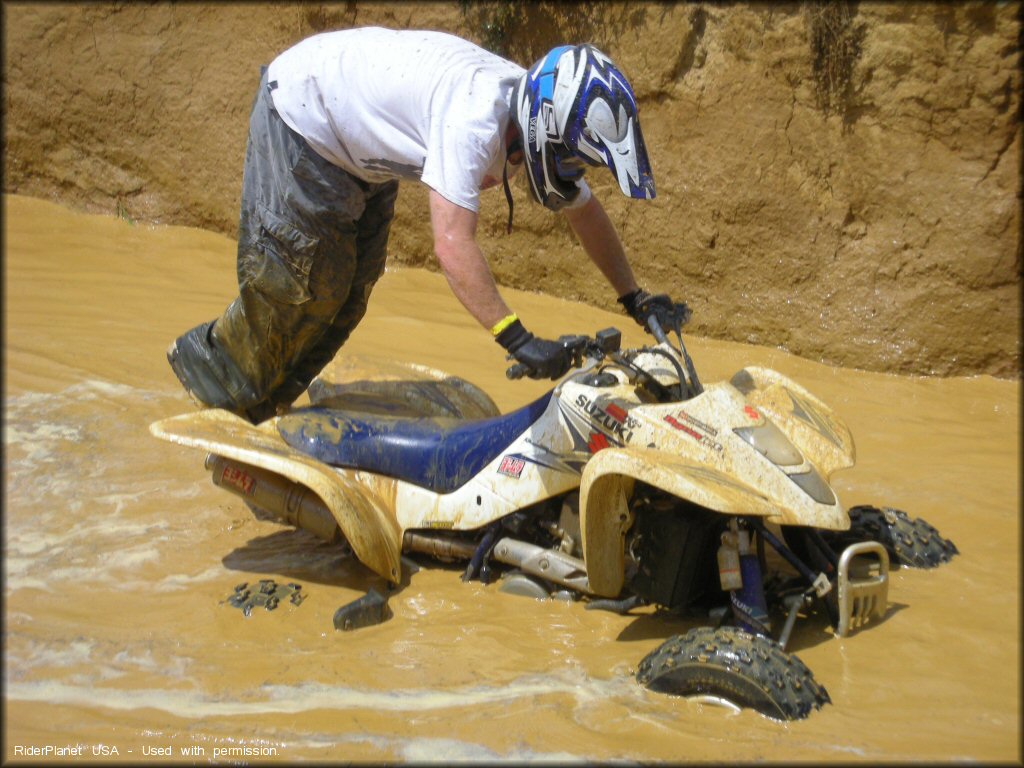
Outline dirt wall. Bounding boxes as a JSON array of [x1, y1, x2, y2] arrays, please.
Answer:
[[3, 1, 1020, 376]]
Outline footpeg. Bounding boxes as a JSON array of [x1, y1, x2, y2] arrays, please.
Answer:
[[835, 542, 889, 637], [333, 588, 392, 631]]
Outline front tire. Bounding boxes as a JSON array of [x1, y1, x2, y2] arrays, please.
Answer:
[[826, 506, 958, 568], [636, 626, 830, 720]]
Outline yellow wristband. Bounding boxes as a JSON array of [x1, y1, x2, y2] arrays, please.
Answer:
[[490, 313, 519, 337]]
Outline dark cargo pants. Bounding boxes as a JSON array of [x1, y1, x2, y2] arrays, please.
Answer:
[[168, 67, 398, 423]]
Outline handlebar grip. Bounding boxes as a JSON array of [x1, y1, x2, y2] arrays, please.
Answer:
[[506, 363, 530, 380], [647, 315, 669, 345]]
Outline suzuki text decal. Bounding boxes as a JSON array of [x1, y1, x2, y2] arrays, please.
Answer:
[[558, 395, 640, 462], [575, 395, 639, 443]]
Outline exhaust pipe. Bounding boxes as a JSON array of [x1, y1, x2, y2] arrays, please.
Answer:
[[403, 532, 478, 560], [491, 538, 593, 594], [402, 533, 593, 594], [205, 458, 593, 595], [205, 454, 342, 543]]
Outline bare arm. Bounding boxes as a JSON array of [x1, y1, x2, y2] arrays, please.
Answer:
[[428, 190, 512, 330], [562, 194, 639, 298]]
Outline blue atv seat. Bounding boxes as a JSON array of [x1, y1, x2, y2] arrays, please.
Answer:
[[276, 391, 552, 494]]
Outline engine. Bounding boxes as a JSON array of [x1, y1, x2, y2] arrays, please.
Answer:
[[625, 484, 723, 611]]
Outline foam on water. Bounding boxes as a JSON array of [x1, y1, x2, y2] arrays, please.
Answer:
[[6, 634, 193, 684], [5, 517, 171, 593], [394, 737, 594, 763], [61, 564, 228, 597], [4, 379, 225, 595], [150, 565, 227, 592], [264, 731, 629, 763], [3, 422, 84, 462], [6, 667, 640, 719], [6, 638, 96, 671], [3, 573, 54, 593], [4, 380, 165, 419]]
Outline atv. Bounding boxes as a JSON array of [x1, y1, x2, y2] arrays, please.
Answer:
[[150, 317, 957, 720]]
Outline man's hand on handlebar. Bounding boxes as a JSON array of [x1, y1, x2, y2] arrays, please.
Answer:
[[495, 319, 572, 381], [618, 289, 692, 336]]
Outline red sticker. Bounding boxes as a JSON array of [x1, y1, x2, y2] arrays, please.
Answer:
[[665, 415, 703, 441], [588, 432, 610, 454], [744, 406, 761, 421], [605, 403, 627, 423], [497, 456, 526, 478], [221, 465, 255, 495]]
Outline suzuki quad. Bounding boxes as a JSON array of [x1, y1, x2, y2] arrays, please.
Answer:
[[151, 318, 957, 720]]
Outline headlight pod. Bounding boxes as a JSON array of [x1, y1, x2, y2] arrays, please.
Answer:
[[734, 421, 837, 505], [734, 422, 803, 466], [788, 468, 837, 505]]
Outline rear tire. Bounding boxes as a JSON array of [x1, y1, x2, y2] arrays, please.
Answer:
[[636, 626, 830, 720]]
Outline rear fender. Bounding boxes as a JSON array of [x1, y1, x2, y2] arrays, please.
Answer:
[[150, 410, 403, 583], [579, 447, 777, 597]]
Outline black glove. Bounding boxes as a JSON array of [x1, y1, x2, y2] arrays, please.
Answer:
[[618, 289, 692, 334], [495, 319, 572, 380]]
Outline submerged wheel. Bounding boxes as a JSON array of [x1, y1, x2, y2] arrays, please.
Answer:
[[826, 506, 958, 568], [636, 626, 830, 721]]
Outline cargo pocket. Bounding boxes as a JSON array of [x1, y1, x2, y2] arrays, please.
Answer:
[[249, 203, 318, 305]]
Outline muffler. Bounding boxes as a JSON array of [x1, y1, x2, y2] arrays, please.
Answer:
[[402, 532, 594, 595], [205, 454, 342, 543], [491, 538, 593, 594]]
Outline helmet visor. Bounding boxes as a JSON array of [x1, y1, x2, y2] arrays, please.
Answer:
[[578, 98, 655, 200], [559, 46, 656, 200]]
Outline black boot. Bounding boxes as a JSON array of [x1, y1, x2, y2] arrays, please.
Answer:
[[166, 321, 266, 421]]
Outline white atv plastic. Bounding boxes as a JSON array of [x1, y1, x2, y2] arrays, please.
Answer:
[[151, 325, 957, 720]]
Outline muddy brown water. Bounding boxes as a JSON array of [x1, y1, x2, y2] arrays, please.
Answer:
[[3, 194, 1020, 762]]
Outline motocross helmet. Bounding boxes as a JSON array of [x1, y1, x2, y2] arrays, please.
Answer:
[[510, 44, 656, 211]]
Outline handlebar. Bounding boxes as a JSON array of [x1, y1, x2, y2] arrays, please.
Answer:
[[503, 320, 702, 400], [506, 362, 529, 380], [647, 315, 670, 346], [649, 309, 703, 397], [505, 328, 622, 380]]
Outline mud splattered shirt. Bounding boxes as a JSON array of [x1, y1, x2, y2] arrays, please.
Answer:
[[267, 27, 589, 213]]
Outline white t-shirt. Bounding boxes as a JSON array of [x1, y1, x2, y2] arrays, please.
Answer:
[[267, 27, 590, 212]]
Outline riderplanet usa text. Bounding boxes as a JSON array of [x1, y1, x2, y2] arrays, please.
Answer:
[[13, 745, 86, 757]]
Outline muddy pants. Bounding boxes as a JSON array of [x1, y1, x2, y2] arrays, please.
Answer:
[[168, 67, 398, 423]]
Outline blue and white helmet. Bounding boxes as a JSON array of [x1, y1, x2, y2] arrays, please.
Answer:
[[510, 44, 655, 211]]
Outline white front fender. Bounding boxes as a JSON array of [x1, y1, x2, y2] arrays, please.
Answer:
[[579, 447, 778, 597], [730, 367, 856, 475]]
